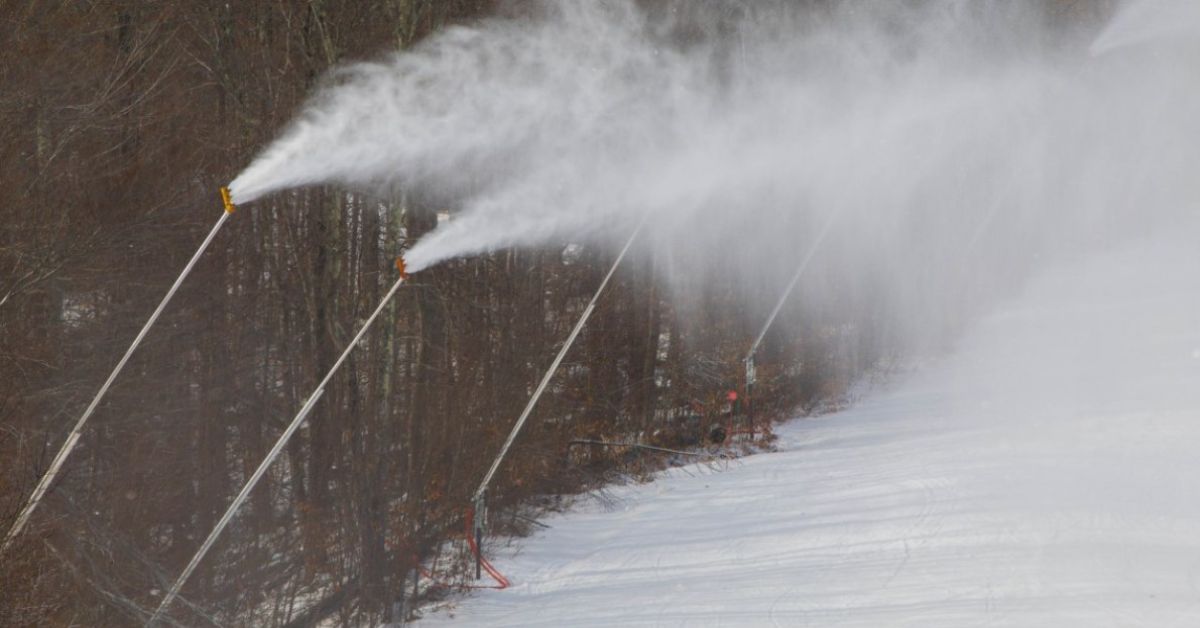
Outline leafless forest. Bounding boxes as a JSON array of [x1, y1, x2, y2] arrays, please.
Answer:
[[1, 1, 1103, 625]]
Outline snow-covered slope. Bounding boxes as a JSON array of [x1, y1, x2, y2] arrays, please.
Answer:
[[420, 221, 1200, 627]]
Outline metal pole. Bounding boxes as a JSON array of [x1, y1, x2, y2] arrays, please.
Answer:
[[741, 210, 840, 438], [3, 194, 235, 557], [411, 566, 419, 614], [745, 210, 839, 363], [470, 222, 645, 506], [474, 524, 483, 580], [148, 266, 409, 626], [745, 357, 756, 435]]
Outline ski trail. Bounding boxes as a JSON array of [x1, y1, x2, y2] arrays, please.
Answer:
[[419, 223, 1200, 627]]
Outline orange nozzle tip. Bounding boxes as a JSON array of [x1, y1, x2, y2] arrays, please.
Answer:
[[219, 186, 237, 214], [396, 257, 409, 279]]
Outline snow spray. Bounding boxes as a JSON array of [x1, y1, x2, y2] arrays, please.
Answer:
[[228, 0, 1200, 349]]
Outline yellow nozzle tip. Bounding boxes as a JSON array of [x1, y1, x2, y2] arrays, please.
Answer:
[[219, 187, 236, 214]]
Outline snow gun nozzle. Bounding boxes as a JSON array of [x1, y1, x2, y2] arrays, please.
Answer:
[[219, 186, 237, 214], [396, 257, 409, 280]]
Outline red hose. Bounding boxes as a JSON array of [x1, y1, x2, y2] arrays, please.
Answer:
[[392, 510, 510, 591]]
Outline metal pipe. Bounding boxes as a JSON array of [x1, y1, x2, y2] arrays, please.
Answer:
[[3, 195, 234, 557], [149, 264, 409, 626], [471, 222, 646, 505]]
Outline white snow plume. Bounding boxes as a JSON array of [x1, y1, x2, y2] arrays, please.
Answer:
[[229, 0, 1200, 349], [1091, 0, 1200, 55]]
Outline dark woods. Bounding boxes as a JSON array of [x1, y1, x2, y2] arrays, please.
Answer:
[[0, 1, 1099, 625]]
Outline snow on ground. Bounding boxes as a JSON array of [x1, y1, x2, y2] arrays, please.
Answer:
[[419, 222, 1200, 627]]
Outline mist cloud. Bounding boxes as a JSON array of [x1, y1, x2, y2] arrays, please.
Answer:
[[228, 0, 1200, 350]]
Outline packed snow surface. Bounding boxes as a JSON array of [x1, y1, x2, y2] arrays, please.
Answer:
[[420, 223, 1200, 627]]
